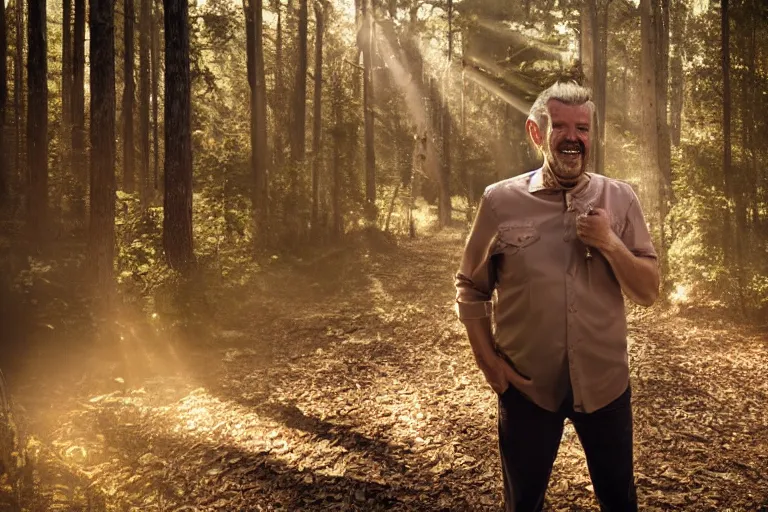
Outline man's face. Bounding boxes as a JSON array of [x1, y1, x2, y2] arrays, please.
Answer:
[[542, 99, 592, 183]]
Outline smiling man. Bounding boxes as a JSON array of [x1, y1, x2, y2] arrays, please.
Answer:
[[455, 82, 660, 511]]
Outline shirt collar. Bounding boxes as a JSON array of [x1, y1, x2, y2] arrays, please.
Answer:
[[528, 166, 591, 195]]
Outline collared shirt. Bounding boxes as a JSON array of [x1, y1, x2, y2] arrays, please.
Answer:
[[455, 167, 657, 413]]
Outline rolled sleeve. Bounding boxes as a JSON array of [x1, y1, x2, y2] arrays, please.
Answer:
[[455, 189, 498, 321], [621, 187, 657, 259]]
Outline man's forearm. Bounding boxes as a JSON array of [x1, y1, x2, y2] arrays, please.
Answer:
[[462, 317, 497, 370], [601, 235, 660, 306]]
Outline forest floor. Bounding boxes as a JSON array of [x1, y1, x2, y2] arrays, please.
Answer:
[[3, 227, 768, 511]]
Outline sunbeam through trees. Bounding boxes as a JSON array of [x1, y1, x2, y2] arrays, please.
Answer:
[[0, 0, 767, 510]]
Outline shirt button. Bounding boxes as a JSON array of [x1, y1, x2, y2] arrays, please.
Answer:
[[568, 306, 577, 313]]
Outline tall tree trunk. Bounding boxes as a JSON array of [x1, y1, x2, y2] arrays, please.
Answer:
[[163, 0, 194, 272], [138, 0, 150, 205], [331, 66, 343, 238], [88, 0, 116, 289], [123, 0, 135, 192], [72, 0, 86, 220], [291, 0, 307, 163], [438, 0, 452, 227], [151, 0, 160, 191], [361, 0, 376, 217], [579, 0, 594, 86], [668, 1, 685, 147], [311, 0, 325, 233], [654, 0, 672, 287], [245, 0, 268, 244], [591, 0, 609, 175], [0, 0, 7, 204], [581, 0, 609, 175], [721, 0, 732, 249], [27, 0, 48, 247], [286, 0, 308, 238], [273, 1, 284, 171], [720, 0, 743, 309], [747, 0, 758, 227], [61, 0, 72, 186], [14, 0, 24, 202]]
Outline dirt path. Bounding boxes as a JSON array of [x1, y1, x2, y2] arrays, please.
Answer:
[[8, 229, 768, 511]]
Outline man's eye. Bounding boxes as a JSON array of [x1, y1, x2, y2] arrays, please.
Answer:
[[578, 126, 590, 132]]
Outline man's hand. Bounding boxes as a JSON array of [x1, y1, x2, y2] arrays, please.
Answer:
[[480, 354, 531, 395], [576, 207, 619, 253], [576, 207, 660, 306]]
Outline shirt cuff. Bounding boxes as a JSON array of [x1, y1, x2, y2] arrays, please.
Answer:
[[455, 301, 493, 321]]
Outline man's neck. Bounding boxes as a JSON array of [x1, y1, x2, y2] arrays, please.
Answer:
[[542, 163, 588, 190]]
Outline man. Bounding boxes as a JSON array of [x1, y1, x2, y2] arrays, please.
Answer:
[[455, 81, 659, 512]]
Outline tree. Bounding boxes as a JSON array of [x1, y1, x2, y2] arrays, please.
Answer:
[[88, 0, 117, 288], [72, 0, 86, 220], [640, 0, 672, 278], [138, 0, 151, 205], [62, 0, 72, 186], [311, 0, 326, 233], [292, 0, 308, 164], [581, 0, 610, 175], [123, 0, 136, 192], [0, 0, 7, 203], [152, 0, 161, 191], [163, 0, 194, 271], [245, 0, 268, 243], [330, 62, 343, 238], [27, 0, 48, 246], [14, 0, 23, 208], [272, 0, 285, 171], [668, 1, 686, 147], [437, 0, 452, 228], [360, 0, 376, 217]]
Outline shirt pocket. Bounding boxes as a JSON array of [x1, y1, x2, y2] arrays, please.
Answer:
[[495, 222, 541, 254]]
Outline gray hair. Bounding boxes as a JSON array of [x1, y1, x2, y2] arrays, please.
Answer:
[[527, 81, 595, 132]]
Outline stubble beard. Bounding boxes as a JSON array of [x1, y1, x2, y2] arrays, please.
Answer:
[[544, 146, 589, 187]]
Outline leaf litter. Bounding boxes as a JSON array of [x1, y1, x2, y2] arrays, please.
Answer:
[[3, 229, 768, 511]]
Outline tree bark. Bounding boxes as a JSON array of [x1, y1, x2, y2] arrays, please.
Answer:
[[331, 66, 343, 238], [654, 0, 672, 285], [163, 0, 194, 272], [438, 0, 452, 227], [721, 0, 732, 248], [62, 0, 72, 178], [245, 0, 269, 244], [123, 0, 135, 192], [361, 0, 376, 217], [27, 0, 48, 247], [291, 0, 307, 164], [14, 0, 24, 202], [273, 1, 284, 171], [720, 0, 744, 308], [88, 0, 116, 288], [668, 1, 685, 147], [582, 0, 609, 175], [71, 0, 86, 220], [0, 0, 7, 203], [311, 0, 325, 234], [592, 0, 609, 175], [152, 0, 160, 191], [138, 0, 150, 205]]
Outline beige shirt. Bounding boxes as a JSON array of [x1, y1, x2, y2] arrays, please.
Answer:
[[455, 168, 657, 413]]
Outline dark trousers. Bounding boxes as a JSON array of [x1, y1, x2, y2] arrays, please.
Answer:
[[498, 384, 637, 512]]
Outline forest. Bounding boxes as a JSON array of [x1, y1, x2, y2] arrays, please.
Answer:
[[0, 0, 766, 509]]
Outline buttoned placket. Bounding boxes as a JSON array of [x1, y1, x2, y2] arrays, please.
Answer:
[[564, 190, 584, 413]]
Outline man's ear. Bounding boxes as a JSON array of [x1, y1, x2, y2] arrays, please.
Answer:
[[526, 119, 543, 147]]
